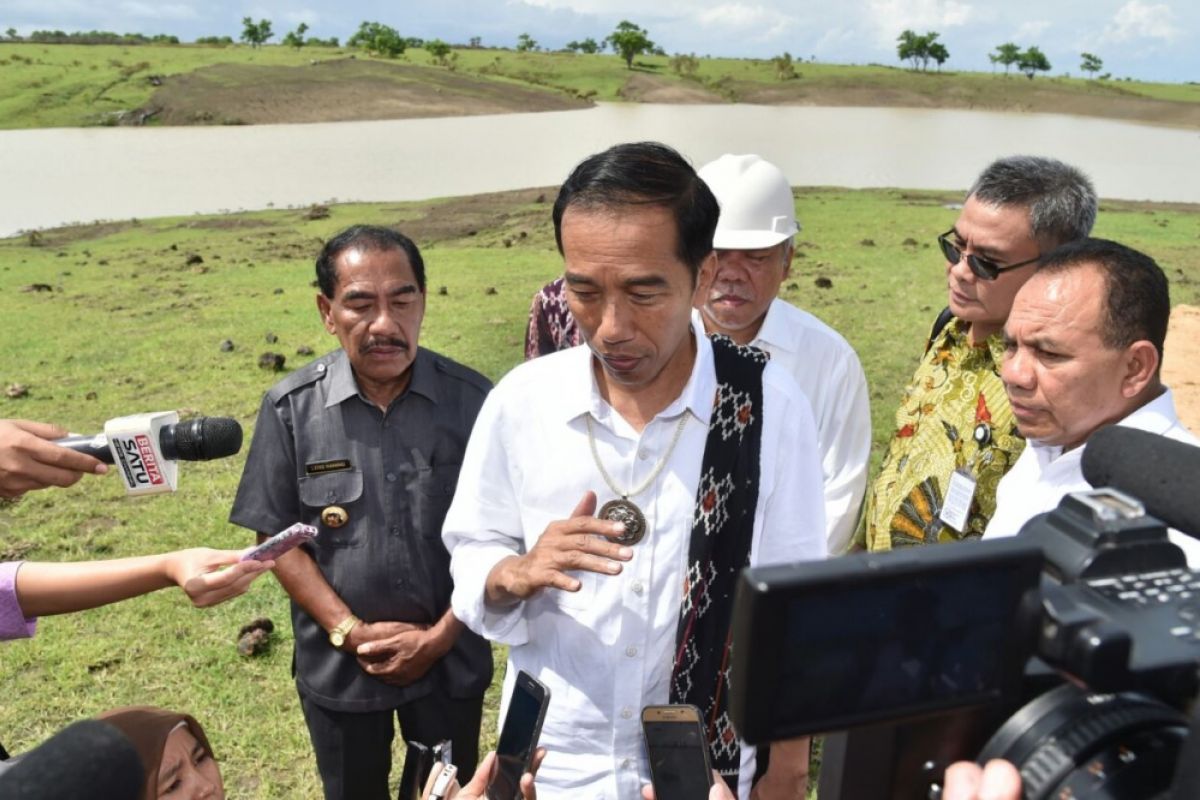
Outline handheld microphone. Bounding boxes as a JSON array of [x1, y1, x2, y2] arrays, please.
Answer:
[[54, 412, 243, 496], [1081, 425, 1200, 537], [0, 719, 144, 799]]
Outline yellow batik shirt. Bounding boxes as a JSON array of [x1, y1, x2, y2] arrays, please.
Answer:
[[857, 317, 1025, 551]]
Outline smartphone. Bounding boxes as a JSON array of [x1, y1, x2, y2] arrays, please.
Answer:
[[397, 741, 432, 800], [241, 522, 318, 562], [486, 670, 550, 800], [397, 740, 452, 800], [642, 705, 714, 800]]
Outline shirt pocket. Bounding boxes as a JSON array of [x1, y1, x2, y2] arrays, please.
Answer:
[[411, 463, 460, 539], [299, 469, 364, 548]]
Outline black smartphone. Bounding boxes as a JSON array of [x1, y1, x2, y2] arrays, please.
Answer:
[[397, 741, 431, 800], [397, 740, 452, 800], [642, 705, 714, 800], [486, 670, 550, 800]]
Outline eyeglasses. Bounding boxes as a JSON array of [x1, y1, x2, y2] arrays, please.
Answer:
[[937, 229, 1041, 281]]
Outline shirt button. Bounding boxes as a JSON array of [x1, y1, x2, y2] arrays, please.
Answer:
[[390, 526, 401, 536], [621, 707, 633, 719], [632, 581, 644, 595], [637, 449, 650, 460], [395, 578, 404, 587], [621, 758, 633, 769], [386, 472, 397, 482], [625, 645, 638, 658]]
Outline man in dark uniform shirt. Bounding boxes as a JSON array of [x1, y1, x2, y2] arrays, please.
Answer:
[[230, 225, 492, 800]]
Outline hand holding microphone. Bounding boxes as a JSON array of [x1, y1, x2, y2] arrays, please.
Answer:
[[54, 412, 243, 497], [0, 419, 107, 498]]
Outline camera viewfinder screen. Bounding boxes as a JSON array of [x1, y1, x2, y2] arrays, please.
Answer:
[[773, 564, 1024, 730]]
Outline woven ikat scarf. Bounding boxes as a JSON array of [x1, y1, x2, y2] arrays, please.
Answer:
[[670, 334, 767, 794]]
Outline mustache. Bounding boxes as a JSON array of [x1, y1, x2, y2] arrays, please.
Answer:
[[360, 337, 408, 354]]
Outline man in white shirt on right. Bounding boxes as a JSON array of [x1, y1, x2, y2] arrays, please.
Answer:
[[983, 237, 1200, 562], [696, 154, 871, 555]]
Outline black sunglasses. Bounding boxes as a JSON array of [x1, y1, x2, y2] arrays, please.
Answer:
[[937, 229, 1040, 281]]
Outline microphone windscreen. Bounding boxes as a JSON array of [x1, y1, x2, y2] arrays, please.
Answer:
[[162, 417, 243, 461], [1081, 425, 1200, 537], [0, 720, 144, 799]]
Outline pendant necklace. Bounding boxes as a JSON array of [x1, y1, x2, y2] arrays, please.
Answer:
[[585, 412, 689, 546]]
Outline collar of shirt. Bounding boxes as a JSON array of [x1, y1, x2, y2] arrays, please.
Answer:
[[556, 321, 716, 429], [748, 298, 797, 355], [1027, 388, 1186, 469], [941, 317, 1007, 368], [322, 348, 438, 410]]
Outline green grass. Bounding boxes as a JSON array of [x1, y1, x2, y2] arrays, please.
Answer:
[[1, 41, 1198, 130], [1, 188, 1198, 797]]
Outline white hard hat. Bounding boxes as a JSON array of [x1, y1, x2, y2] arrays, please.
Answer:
[[698, 154, 799, 250]]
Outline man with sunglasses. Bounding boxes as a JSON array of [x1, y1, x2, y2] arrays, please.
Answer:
[[857, 156, 1097, 551]]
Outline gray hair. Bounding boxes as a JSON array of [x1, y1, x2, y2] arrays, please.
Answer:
[[968, 156, 1097, 248]]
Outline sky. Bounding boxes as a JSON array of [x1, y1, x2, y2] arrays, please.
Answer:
[[2, 0, 1197, 83]]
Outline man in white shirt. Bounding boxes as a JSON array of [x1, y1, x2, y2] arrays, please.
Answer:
[[443, 142, 826, 800], [983, 238, 1200, 562], [696, 154, 871, 555]]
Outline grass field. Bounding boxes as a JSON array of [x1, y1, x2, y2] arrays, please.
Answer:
[[1, 187, 1198, 797], [0, 40, 1197, 129]]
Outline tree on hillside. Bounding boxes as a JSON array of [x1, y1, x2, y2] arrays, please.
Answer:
[[928, 40, 949, 71], [426, 38, 452, 65], [1018, 46, 1051, 79], [468, 36, 482, 48], [607, 20, 654, 69], [566, 37, 602, 54], [281, 22, 308, 48], [670, 52, 699, 77], [990, 42, 1021, 75], [240, 17, 273, 47], [897, 29, 942, 71], [348, 21, 406, 57], [772, 51, 798, 80], [516, 32, 537, 52], [1080, 52, 1103, 78], [5, 27, 17, 41]]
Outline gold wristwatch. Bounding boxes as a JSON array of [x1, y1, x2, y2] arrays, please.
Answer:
[[328, 614, 361, 649]]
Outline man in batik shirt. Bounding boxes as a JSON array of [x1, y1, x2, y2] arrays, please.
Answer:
[[857, 156, 1096, 551]]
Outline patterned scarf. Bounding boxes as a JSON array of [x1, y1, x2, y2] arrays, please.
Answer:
[[670, 335, 767, 794]]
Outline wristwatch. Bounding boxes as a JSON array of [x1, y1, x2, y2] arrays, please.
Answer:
[[328, 614, 361, 649]]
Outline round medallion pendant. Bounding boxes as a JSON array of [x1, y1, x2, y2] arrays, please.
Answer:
[[598, 498, 647, 546]]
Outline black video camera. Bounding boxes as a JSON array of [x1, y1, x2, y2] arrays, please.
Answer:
[[729, 488, 1200, 799]]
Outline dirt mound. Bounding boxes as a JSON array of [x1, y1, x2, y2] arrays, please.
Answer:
[[617, 73, 724, 104], [1164, 304, 1200, 432], [143, 59, 590, 125], [734, 79, 1200, 129]]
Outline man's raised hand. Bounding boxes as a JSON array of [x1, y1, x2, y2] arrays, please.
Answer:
[[485, 491, 633, 606]]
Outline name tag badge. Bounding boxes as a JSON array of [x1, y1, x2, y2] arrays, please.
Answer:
[[305, 459, 352, 476], [939, 468, 976, 533]]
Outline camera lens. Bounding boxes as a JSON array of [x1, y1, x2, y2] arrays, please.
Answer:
[[977, 683, 1187, 799]]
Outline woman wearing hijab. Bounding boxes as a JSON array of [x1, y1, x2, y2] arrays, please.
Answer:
[[98, 707, 224, 800]]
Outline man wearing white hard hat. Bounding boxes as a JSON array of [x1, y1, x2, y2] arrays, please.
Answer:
[[697, 154, 871, 555]]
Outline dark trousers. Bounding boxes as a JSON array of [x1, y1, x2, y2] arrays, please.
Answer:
[[299, 689, 483, 800]]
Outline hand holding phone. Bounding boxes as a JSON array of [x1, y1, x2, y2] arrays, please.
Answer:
[[486, 670, 550, 800], [241, 522, 318, 562], [642, 705, 714, 800]]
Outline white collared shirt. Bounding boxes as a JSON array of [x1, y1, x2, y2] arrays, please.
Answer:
[[444, 324, 826, 800], [707, 299, 872, 555], [984, 388, 1200, 564]]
